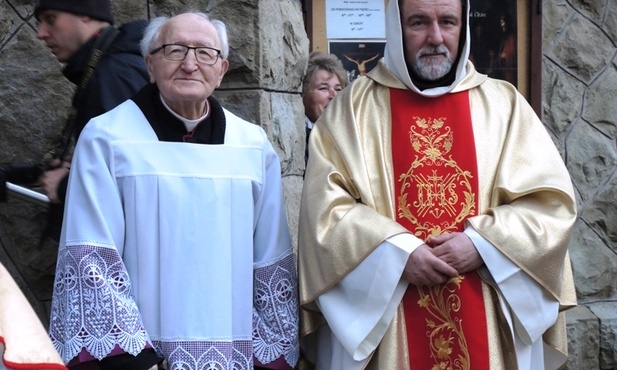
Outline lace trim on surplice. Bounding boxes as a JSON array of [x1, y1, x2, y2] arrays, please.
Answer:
[[49, 246, 299, 368], [49, 245, 149, 363], [253, 253, 299, 367], [154, 340, 251, 369], [153, 254, 299, 369]]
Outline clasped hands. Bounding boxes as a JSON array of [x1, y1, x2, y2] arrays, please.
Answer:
[[402, 232, 483, 287]]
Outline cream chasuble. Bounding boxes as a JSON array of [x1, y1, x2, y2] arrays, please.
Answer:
[[299, 61, 577, 370]]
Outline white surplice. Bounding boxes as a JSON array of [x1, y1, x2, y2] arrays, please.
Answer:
[[49, 100, 299, 369]]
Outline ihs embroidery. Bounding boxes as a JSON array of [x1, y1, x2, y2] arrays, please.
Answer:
[[397, 116, 475, 241]]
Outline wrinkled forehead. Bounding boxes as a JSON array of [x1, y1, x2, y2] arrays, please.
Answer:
[[159, 15, 220, 47], [399, 0, 464, 17]]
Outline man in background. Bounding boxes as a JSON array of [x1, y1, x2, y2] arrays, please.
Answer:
[[35, 0, 149, 240]]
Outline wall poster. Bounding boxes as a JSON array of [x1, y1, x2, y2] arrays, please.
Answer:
[[325, 0, 386, 39]]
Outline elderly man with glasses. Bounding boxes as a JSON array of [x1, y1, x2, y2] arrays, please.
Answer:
[[48, 12, 299, 370]]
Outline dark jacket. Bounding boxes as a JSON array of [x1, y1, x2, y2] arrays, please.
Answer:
[[48, 20, 149, 244], [62, 20, 150, 139], [56, 20, 150, 202]]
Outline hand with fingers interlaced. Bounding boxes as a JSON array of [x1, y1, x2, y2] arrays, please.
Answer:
[[402, 244, 459, 286], [427, 232, 484, 275]]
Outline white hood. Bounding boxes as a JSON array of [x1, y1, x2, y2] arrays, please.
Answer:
[[383, 0, 471, 97]]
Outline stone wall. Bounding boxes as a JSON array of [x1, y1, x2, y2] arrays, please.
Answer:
[[543, 0, 617, 369], [0, 0, 615, 368], [0, 0, 308, 323]]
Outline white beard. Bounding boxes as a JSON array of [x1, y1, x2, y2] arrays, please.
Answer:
[[412, 45, 453, 80]]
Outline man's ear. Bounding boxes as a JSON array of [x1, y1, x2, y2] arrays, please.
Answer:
[[220, 59, 229, 75], [216, 59, 229, 87], [79, 14, 97, 25], [146, 56, 156, 83], [77, 15, 110, 40]]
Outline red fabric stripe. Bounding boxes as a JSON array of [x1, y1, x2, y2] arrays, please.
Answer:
[[389, 88, 490, 370]]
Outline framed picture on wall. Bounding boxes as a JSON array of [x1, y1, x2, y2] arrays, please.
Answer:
[[469, 0, 518, 86], [329, 40, 386, 83]]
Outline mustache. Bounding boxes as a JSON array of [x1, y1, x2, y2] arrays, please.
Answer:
[[417, 45, 451, 58]]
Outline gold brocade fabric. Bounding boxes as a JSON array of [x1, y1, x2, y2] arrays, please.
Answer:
[[299, 61, 577, 369], [0, 263, 66, 369]]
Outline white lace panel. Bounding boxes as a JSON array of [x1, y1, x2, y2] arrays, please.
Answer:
[[154, 340, 252, 370], [49, 245, 149, 363], [49, 246, 299, 369], [149, 254, 300, 369], [252, 253, 299, 367]]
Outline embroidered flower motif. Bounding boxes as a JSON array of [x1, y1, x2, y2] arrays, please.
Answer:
[[418, 295, 431, 308], [434, 336, 453, 359]]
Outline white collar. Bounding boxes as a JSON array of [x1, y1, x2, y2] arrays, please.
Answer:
[[160, 95, 210, 132], [305, 116, 314, 130]]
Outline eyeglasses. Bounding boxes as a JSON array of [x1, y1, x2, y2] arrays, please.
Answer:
[[149, 44, 221, 65]]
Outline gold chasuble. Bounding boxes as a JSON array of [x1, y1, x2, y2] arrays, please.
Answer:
[[390, 88, 489, 370]]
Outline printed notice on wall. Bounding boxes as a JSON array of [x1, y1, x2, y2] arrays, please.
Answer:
[[326, 0, 385, 39]]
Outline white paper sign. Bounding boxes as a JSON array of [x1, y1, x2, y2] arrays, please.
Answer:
[[326, 0, 385, 39]]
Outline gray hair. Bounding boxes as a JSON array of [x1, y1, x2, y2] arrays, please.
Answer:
[[140, 12, 229, 60], [302, 51, 348, 95]]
